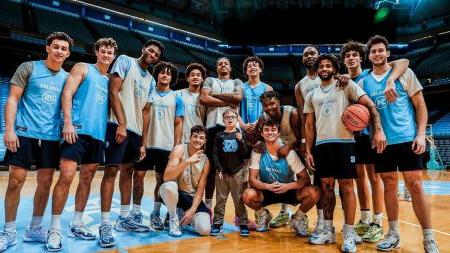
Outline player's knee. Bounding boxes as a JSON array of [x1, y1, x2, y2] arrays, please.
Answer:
[[303, 185, 320, 201], [405, 178, 423, 195], [159, 181, 177, 196], [381, 174, 397, 188], [7, 177, 25, 191], [104, 168, 118, 180], [242, 188, 257, 205], [194, 213, 211, 236]]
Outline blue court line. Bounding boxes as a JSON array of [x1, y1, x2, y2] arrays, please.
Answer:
[[0, 194, 238, 253], [398, 181, 450, 195]]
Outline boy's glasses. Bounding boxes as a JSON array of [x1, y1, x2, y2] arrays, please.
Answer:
[[223, 115, 237, 119]]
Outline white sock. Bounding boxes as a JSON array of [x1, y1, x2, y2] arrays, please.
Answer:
[[101, 212, 110, 224], [152, 202, 162, 216], [423, 229, 434, 241], [5, 221, 16, 232], [205, 199, 212, 210], [255, 207, 266, 216], [51, 215, 61, 231], [30, 216, 43, 229], [281, 203, 288, 213], [317, 209, 324, 224], [343, 223, 354, 234], [324, 219, 333, 229], [361, 209, 371, 224], [373, 213, 383, 226], [120, 205, 131, 218], [132, 204, 141, 213], [293, 209, 306, 220], [72, 211, 83, 226], [388, 220, 400, 234]]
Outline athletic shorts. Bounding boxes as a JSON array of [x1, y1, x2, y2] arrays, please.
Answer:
[[4, 136, 60, 170], [355, 135, 377, 165], [260, 189, 299, 206], [375, 141, 423, 173], [60, 135, 105, 164], [135, 148, 171, 173], [313, 142, 357, 179], [168, 190, 210, 213], [104, 123, 141, 165]]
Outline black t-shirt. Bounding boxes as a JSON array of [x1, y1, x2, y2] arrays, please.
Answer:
[[213, 130, 247, 175]]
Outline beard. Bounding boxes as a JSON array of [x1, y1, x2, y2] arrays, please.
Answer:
[[319, 72, 333, 81]]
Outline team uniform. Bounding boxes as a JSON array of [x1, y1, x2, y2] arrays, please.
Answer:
[[135, 89, 184, 173], [60, 63, 109, 164], [176, 88, 204, 144], [359, 68, 424, 172], [296, 75, 320, 106], [159, 144, 211, 237], [104, 55, 155, 165], [304, 80, 366, 179], [240, 82, 270, 124], [4, 60, 67, 169], [249, 150, 305, 206]]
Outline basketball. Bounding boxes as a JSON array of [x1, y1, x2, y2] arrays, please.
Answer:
[[342, 104, 370, 131]]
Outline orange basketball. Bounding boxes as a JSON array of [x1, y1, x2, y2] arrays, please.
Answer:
[[342, 104, 370, 131]]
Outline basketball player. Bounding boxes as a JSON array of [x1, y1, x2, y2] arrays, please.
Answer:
[[134, 62, 184, 231], [44, 38, 117, 251], [361, 35, 439, 253], [98, 40, 164, 247], [176, 63, 206, 144], [159, 125, 211, 237], [0, 32, 72, 252], [304, 54, 386, 253], [341, 40, 410, 242], [199, 57, 243, 209], [294, 45, 350, 235], [243, 117, 319, 235]]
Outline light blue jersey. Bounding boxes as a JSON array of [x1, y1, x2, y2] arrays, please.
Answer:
[[353, 69, 371, 135], [361, 68, 422, 145], [15, 60, 67, 141], [240, 82, 269, 124], [71, 64, 109, 141]]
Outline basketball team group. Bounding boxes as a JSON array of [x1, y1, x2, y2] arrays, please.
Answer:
[[0, 31, 440, 253]]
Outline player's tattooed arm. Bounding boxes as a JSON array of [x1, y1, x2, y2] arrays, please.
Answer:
[[358, 95, 387, 153]]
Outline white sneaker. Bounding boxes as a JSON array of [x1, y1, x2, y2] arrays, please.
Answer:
[[68, 223, 96, 240], [288, 214, 309, 237], [377, 231, 401, 251], [45, 230, 63, 252], [255, 209, 272, 232], [311, 220, 324, 237], [352, 228, 363, 244], [168, 217, 182, 237], [424, 239, 440, 253], [342, 231, 357, 253], [309, 226, 336, 245], [23, 225, 48, 242], [0, 229, 16, 252], [403, 187, 412, 202]]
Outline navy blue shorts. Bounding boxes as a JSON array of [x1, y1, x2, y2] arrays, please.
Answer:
[[4, 136, 60, 170], [104, 123, 141, 165], [260, 189, 299, 207], [176, 191, 210, 213], [313, 142, 357, 179], [60, 135, 105, 164], [375, 141, 423, 173], [355, 134, 377, 165], [135, 148, 171, 173]]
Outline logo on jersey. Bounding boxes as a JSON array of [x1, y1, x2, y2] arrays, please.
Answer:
[[96, 92, 106, 104], [156, 109, 165, 120], [134, 79, 145, 98], [321, 104, 333, 117], [42, 91, 57, 104], [375, 96, 388, 109], [223, 139, 238, 152], [350, 155, 356, 163]]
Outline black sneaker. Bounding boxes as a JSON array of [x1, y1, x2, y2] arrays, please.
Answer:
[[240, 225, 250, 237], [210, 224, 223, 236], [164, 214, 169, 229]]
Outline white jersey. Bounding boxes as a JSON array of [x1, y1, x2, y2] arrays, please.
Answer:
[[146, 89, 183, 151], [296, 75, 320, 100], [177, 144, 207, 196], [109, 56, 154, 135], [176, 88, 204, 143], [203, 77, 242, 129], [304, 80, 366, 145]]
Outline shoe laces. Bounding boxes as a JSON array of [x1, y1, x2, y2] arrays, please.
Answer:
[[100, 224, 113, 239], [47, 231, 61, 246], [169, 218, 181, 231], [0, 231, 14, 244], [384, 230, 398, 243]]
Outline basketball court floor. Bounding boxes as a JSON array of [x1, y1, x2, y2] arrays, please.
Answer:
[[0, 170, 448, 253]]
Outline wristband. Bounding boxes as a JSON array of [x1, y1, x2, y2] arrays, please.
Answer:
[[301, 138, 306, 144]]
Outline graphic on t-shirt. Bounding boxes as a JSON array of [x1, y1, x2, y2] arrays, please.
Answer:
[[223, 139, 238, 152], [42, 90, 56, 104], [134, 79, 145, 98]]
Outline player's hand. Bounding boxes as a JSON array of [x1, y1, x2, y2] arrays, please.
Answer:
[[384, 78, 399, 103], [4, 129, 19, 152], [273, 182, 290, 194], [266, 182, 279, 192], [235, 132, 242, 141], [180, 208, 195, 226], [335, 73, 350, 89], [186, 150, 204, 164], [253, 141, 266, 154], [304, 152, 315, 171], [139, 145, 146, 161], [372, 130, 387, 153], [245, 123, 255, 134], [299, 143, 306, 156], [412, 134, 426, 154], [62, 122, 78, 144], [115, 124, 127, 144], [277, 145, 290, 158]]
